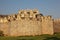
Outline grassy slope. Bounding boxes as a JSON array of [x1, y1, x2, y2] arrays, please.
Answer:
[[0, 34, 60, 40]]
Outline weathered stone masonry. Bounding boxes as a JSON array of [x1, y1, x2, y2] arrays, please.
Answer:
[[0, 9, 54, 36]]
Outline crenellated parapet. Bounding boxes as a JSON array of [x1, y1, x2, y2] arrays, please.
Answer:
[[0, 9, 53, 23], [54, 19, 60, 22], [42, 15, 52, 20], [18, 9, 39, 18], [0, 16, 8, 23], [0, 9, 43, 23]]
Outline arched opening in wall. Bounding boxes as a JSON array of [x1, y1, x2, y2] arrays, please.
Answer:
[[20, 14, 25, 19], [29, 16, 33, 20], [20, 11, 25, 19], [37, 19, 40, 21], [35, 14, 41, 21], [15, 14, 17, 18], [29, 17, 33, 20], [27, 12, 30, 18], [37, 18, 42, 22], [33, 11, 37, 14], [13, 18, 16, 21], [8, 19, 11, 22], [0, 30, 4, 36], [21, 16, 25, 19], [27, 12, 30, 15], [11, 14, 17, 20], [35, 14, 38, 18]]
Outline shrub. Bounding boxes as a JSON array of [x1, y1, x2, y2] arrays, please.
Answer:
[[0, 30, 4, 36]]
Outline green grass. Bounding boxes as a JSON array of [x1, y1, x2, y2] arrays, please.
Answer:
[[0, 34, 60, 40]]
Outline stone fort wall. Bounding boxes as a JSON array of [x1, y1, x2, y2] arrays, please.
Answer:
[[0, 9, 54, 36], [53, 19, 60, 33]]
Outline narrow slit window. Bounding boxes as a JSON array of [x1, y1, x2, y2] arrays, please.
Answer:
[[33, 12, 37, 13]]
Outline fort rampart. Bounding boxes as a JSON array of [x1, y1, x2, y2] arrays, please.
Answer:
[[0, 9, 54, 36]]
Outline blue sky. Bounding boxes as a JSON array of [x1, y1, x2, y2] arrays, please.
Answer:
[[0, 0, 60, 18]]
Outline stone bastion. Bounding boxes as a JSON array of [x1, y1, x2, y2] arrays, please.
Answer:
[[0, 9, 54, 36]]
